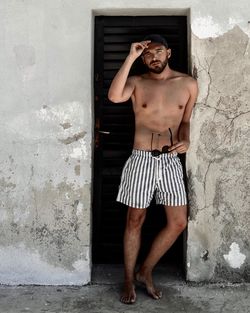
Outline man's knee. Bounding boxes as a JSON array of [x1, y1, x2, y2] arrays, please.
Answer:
[[126, 207, 146, 230], [165, 205, 187, 234], [171, 218, 187, 233]]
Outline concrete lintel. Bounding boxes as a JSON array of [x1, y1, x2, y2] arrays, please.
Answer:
[[93, 8, 190, 17]]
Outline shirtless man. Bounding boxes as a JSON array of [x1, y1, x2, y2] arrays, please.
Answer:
[[108, 34, 198, 304]]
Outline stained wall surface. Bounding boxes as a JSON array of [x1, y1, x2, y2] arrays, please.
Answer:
[[187, 26, 250, 282], [0, 1, 92, 284], [0, 0, 249, 284]]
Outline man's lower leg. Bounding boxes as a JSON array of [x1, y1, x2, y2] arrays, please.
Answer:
[[121, 207, 146, 304], [140, 224, 183, 274], [137, 209, 187, 299]]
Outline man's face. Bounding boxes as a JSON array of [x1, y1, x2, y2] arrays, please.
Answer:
[[142, 43, 170, 74]]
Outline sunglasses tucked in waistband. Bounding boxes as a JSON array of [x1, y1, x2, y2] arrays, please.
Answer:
[[151, 128, 173, 157]]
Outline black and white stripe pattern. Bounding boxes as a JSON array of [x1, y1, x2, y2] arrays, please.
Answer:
[[116, 149, 187, 208]]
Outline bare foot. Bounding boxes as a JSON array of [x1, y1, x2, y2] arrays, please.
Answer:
[[135, 272, 162, 300], [120, 281, 136, 304]]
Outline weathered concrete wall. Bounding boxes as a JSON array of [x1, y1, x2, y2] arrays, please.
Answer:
[[0, 0, 249, 284], [187, 26, 250, 282], [0, 1, 92, 284]]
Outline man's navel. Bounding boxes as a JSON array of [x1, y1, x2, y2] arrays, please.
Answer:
[[142, 103, 147, 108], [178, 105, 184, 110]]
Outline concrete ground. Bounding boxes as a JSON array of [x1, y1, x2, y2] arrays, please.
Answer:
[[0, 265, 249, 313]]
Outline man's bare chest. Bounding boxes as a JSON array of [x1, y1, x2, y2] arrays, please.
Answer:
[[134, 80, 190, 110]]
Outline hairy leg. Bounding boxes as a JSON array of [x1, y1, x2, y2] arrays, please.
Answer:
[[121, 206, 146, 304], [136, 205, 187, 299]]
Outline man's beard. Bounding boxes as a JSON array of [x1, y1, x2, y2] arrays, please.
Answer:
[[147, 58, 168, 74]]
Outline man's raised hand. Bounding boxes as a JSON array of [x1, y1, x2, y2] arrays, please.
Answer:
[[129, 41, 151, 60]]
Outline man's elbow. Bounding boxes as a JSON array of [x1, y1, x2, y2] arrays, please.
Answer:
[[108, 92, 123, 103], [108, 95, 120, 103]]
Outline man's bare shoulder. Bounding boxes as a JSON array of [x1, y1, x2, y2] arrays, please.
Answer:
[[171, 71, 198, 89], [127, 75, 142, 84], [171, 70, 195, 82], [128, 71, 197, 89]]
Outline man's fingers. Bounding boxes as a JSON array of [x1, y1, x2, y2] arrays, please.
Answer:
[[139, 40, 151, 46], [133, 43, 144, 49], [168, 142, 189, 154], [168, 143, 182, 151], [142, 40, 151, 46], [170, 148, 186, 154], [134, 41, 151, 50], [134, 43, 146, 53]]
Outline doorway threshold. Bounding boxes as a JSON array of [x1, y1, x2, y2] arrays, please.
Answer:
[[92, 264, 185, 285]]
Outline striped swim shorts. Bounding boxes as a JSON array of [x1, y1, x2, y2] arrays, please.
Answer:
[[116, 149, 187, 208]]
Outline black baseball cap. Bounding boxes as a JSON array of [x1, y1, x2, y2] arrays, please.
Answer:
[[143, 34, 168, 48]]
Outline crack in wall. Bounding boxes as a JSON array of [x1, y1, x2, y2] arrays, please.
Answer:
[[188, 26, 250, 282], [199, 103, 250, 121], [203, 55, 217, 107]]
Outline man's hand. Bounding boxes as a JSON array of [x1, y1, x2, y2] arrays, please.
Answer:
[[128, 41, 151, 60], [108, 41, 151, 103], [168, 140, 190, 154]]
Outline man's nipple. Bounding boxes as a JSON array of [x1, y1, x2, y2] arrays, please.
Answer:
[[179, 105, 184, 110], [142, 103, 147, 108]]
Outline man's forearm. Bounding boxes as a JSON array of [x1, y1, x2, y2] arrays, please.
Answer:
[[108, 55, 135, 102], [178, 122, 190, 143]]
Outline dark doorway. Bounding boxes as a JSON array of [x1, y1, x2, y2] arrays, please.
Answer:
[[93, 16, 188, 269]]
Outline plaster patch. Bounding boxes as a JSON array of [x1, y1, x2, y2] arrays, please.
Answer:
[[76, 201, 83, 216], [223, 243, 246, 269], [229, 17, 244, 27], [0, 208, 8, 222], [70, 147, 82, 158], [0, 245, 90, 285], [65, 192, 70, 199], [72, 252, 89, 272], [192, 15, 250, 39], [36, 102, 83, 124], [8, 101, 86, 141], [70, 145, 88, 160], [192, 16, 223, 38]]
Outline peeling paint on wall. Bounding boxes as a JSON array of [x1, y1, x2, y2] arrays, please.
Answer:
[[1, 0, 250, 285], [192, 15, 248, 39], [74, 165, 81, 176], [187, 25, 250, 282], [192, 16, 223, 38], [224, 243, 246, 269], [0, 244, 90, 285], [0, 179, 91, 282], [60, 122, 72, 129], [58, 131, 86, 145]]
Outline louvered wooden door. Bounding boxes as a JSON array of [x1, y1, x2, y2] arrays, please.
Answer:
[[93, 16, 188, 264]]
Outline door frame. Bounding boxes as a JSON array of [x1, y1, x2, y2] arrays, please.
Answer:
[[91, 9, 192, 280]]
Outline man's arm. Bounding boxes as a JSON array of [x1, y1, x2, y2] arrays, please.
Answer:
[[108, 41, 151, 103], [169, 78, 198, 154]]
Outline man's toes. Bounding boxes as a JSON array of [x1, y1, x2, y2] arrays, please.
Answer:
[[148, 289, 162, 300], [152, 293, 159, 300], [130, 295, 136, 303], [154, 290, 162, 299], [120, 294, 136, 304], [120, 296, 128, 304]]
